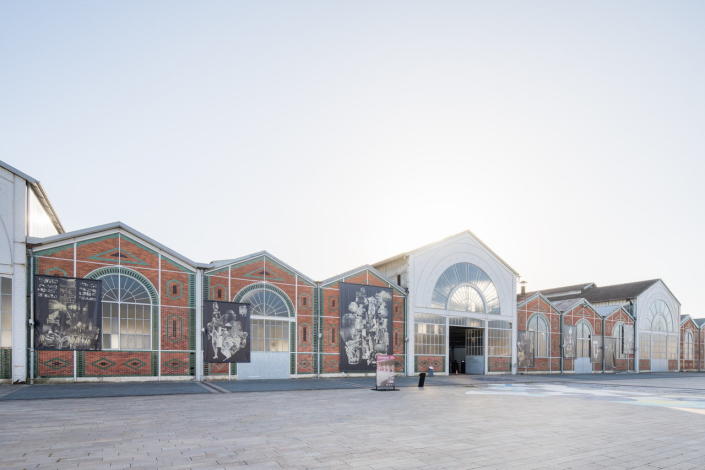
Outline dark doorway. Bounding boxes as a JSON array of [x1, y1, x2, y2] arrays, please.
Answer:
[[449, 326, 484, 374]]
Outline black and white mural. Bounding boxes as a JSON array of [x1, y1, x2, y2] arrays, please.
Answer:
[[604, 337, 616, 370], [562, 325, 576, 358], [339, 283, 392, 372], [34, 275, 102, 350], [623, 325, 634, 354], [517, 331, 534, 368], [203, 301, 251, 363]]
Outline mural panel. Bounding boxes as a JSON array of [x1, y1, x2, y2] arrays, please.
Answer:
[[203, 301, 250, 363], [34, 275, 102, 350], [339, 282, 392, 372]]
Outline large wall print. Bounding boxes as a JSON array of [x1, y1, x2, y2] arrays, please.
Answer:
[[517, 331, 534, 368], [562, 325, 576, 358], [339, 283, 393, 372], [34, 275, 102, 350], [203, 301, 250, 363]]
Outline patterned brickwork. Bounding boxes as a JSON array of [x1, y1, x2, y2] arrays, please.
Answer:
[[415, 355, 445, 373], [516, 295, 562, 373], [32, 232, 197, 379]]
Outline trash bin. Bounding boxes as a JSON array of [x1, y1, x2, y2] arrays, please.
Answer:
[[418, 372, 426, 387]]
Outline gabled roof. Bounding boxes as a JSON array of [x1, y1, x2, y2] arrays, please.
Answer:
[[0, 160, 64, 233], [516, 292, 561, 313], [694, 318, 705, 329], [205, 250, 316, 285], [595, 304, 635, 320], [680, 315, 699, 327], [373, 230, 519, 276], [522, 282, 595, 300], [319, 264, 406, 295], [27, 221, 199, 269], [551, 297, 597, 315]]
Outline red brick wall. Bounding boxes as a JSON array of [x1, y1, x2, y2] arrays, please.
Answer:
[[680, 320, 699, 371], [517, 296, 561, 373], [604, 309, 635, 372], [33, 232, 196, 379], [563, 304, 603, 373], [319, 271, 406, 375]]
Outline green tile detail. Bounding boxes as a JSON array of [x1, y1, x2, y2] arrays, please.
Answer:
[[87, 247, 148, 266], [165, 279, 184, 300], [0, 349, 11, 379], [123, 358, 147, 371], [45, 267, 69, 276], [91, 357, 117, 370], [33, 243, 73, 258], [76, 233, 119, 247], [42, 357, 70, 371]]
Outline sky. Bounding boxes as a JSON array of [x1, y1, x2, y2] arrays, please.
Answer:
[[2, 1, 704, 316]]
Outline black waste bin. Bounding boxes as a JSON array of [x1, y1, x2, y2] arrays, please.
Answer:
[[418, 372, 426, 387]]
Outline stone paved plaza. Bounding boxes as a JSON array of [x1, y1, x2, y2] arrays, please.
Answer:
[[2, 374, 705, 469]]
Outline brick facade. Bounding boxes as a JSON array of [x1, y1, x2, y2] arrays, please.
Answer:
[[32, 232, 196, 379], [517, 295, 562, 373]]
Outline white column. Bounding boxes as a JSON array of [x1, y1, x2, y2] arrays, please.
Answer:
[[483, 319, 489, 374], [195, 269, 204, 380], [11, 177, 27, 383]]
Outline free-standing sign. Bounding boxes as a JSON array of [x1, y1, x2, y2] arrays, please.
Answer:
[[562, 325, 576, 358], [375, 354, 396, 390], [34, 275, 102, 350], [203, 301, 251, 363], [339, 282, 393, 372]]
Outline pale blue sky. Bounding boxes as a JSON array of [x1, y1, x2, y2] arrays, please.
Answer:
[[2, 2, 704, 315]]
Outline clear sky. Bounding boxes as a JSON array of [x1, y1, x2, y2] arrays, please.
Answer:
[[2, 2, 704, 316]]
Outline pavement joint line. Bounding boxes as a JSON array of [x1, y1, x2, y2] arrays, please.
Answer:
[[199, 381, 229, 393]]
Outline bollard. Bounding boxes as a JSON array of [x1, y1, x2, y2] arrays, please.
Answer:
[[418, 372, 426, 387]]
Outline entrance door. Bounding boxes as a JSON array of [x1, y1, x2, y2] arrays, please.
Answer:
[[236, 319, 291, 380], [465, 328, 484, 374], [575, 320, 592, 374]]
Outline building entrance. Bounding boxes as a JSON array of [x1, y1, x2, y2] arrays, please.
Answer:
[[449, 326, 484, 374]]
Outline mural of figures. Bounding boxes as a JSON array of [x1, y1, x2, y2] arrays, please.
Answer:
[[517, 331, 534, 368], [339, 283, 392, 372], [34, 275, 102, 350], [203, 301, 250, 363], [623, 325, 634, 353], [562, 325, 576, 358]]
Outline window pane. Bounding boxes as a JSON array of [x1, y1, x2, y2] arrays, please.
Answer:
[[2, 295, 12, 330], [1, 330, 12, 347], [1, 277, 11, 295]]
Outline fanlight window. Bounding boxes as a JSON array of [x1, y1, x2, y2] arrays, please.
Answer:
[[527, 314, 549, 357], [647, 300, 673, 332], [239, 287, 291, 352], [239, 288, 290, 317], [576, 320, 592, 358], [432, 263, 500, 314], [100, 273, 152, 350]]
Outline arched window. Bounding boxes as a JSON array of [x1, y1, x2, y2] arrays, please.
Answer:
[[100, 273, 152, 350], [238, 287, 291, 352], [613, 322, 625, 357], [431, 263, 500, 314], [685, 330, 694, 361], [527, 314, 549, 357], [576, 320, 591, 358]]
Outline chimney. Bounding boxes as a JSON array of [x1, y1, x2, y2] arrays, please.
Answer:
[[520, 280, 527, 296]]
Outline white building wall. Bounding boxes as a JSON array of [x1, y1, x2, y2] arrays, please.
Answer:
[[634, 280, 681, 372], [405, 232, 518, 375], [0, 168, 29, 382]]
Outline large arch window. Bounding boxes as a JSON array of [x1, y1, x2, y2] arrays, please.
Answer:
[[238, 287, 291, 352], [100, 273, 152, 350], [576, 320, 592, 358], [527, 314, 549, 357], [685, 330, 694, 361], [613, 322, 625, 358], [432, 263, 500, 314]]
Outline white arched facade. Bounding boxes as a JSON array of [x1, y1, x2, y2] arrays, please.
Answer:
[[634, 281, 681, 372], [403, 232, 518, 375]]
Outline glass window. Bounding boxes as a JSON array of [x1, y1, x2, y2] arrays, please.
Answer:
[[415, 321, 446, 355], [0, 277, 11, 348], [685, 331, 694, 361], [431, 263, 500, 314], [100, 274, 152, 350], [528, 315, 549, 357], [251, 318, 289, 352], [239, 288, 290, 317], [640, 333, 651, 359], [613, 322, 625, 358], [652, 334, 667, 360], [488, 321, 512, 357]]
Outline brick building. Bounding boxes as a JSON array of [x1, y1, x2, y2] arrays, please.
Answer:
[[1, 160, 702, 383]]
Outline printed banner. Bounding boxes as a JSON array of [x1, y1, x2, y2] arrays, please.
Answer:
[[517, 331, 534, 368], [591, 337, 602, 363], [562, 325, 576, 358], [203, 301, 251, 363], [623, 324, 634, 353], [375, 354, 396, 389], [604, 337, 616, 370], [34, 275, 102, 350], [339, 283, 393, 372]]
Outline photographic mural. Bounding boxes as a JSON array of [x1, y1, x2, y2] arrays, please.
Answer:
[[339, 283, 392, 372], [517, 331, 534, 368], [34, 275, 102, 350], [203, 301, 251, 363], [562, 325, 576, 358]]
